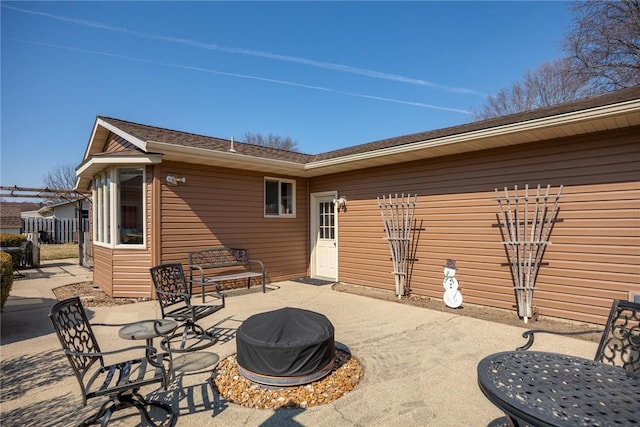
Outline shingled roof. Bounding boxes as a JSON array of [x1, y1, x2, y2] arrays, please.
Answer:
[[96, 86, 640, 164], [0, 204, 22, 230], [79, 86, 639, 186], [312, 85, 640, 161], [96, 116, 312, 164]]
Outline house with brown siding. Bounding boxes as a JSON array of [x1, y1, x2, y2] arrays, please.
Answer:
[[75, 87, 640, 325]]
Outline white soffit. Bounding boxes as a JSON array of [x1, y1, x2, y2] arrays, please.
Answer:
[[75, 154, 163, 190]]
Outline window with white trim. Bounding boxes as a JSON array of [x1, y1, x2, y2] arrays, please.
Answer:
[[264, 177, 295, 217], [93, 167, 145, 246]]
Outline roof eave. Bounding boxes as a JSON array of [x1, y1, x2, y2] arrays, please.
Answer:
[[75, 153, 163, 190], [304, 98, 640, 175], [147, 141, 307, 176]]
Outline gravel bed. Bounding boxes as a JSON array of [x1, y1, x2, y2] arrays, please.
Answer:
[[213, 349, 363, 409]]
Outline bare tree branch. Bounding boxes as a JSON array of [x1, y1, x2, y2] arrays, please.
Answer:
[[42, 163, 77, 202], [475, 1, 639, 120], [564, 0, 640, 92], [242, 132, 299, 152], [474, 58, 593, 120]]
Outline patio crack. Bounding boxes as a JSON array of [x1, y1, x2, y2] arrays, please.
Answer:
[[333, 403, 365, 427]]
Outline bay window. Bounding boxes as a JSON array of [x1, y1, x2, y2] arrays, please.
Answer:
[[93, 167, 145, 246]]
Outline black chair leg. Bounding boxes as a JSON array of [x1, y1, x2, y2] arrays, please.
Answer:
[[78, 393, 174, 427], [131, 391, 174, 426], [99, 405, 114, 427], [79, 398, 114, 426]]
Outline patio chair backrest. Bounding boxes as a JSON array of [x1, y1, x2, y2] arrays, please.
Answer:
[[595, 299, 640, 372], [149, 263, 190, 314], [49, 297, 103, 388]]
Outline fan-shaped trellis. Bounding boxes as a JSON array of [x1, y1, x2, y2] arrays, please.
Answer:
[[495, 184, 563, 323], [378, 194, 418, 298]]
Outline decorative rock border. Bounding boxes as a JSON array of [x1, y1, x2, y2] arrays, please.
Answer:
[[212, 349, 363, 409]]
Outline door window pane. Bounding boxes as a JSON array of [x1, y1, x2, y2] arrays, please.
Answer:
[[319, 201, 335, 239]]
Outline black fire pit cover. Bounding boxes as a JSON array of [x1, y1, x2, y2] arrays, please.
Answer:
[[236, 307, 335, 381]]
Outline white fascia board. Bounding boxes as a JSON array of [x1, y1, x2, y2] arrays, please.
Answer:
[[82, 118, 149, 162], [76, 153, 163, 176], [74, 153, 162, 190], [306, 99, 640, 171], [97, 118, 148, 151], [82, 119, 102, 161], [148, 141, 306, 174]]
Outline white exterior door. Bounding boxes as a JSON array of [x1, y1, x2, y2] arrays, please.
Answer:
[[311, 193, 338, 280]]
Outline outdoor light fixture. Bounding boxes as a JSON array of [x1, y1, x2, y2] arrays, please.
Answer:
[[166, 175, 186, 186], [333, 197, 347, 210]]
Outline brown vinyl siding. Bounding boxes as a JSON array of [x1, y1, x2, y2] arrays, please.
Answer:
[[94, 247, 153, 298], [310, 127, 640, 325], [105, 134, 140, 153], [156, 161, 309, 283], [92, 245, 113, 295], [111, 249, 153, 297], [79, 91, 640, 325]]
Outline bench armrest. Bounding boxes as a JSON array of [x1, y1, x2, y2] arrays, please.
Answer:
[[189, 264, 206, 294], [247, 259, 265, 273]]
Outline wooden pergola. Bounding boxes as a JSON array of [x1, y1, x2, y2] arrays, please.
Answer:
[[0, 185, 89, 200]]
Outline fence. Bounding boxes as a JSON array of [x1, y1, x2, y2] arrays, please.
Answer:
[[22, 217, 90, 244]]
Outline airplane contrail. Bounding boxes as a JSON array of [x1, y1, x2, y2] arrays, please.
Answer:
[[4, 4, 485, 97], [19, 40, 473, 115]]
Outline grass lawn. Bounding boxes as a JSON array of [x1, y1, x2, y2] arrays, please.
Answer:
[[39, 243, 79, 260]]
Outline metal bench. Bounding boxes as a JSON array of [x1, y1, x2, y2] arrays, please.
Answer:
[[188, 248, 266, 301]]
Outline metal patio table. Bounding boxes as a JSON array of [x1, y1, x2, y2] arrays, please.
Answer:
[[119, 319, 178, 368], [477, 350, 640, 427]]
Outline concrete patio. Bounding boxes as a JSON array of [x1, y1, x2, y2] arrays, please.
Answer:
[[0, 259, 598, 426]]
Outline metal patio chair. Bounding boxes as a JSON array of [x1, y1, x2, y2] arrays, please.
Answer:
[[49, 297, 175, 427], [517, 299, 640, 372], [150, 263, 225, 352]]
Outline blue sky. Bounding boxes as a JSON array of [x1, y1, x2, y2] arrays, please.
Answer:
[[1, 1, 573, 191]]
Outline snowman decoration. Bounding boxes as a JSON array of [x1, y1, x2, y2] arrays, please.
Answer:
[[443, 259, 463, 308]]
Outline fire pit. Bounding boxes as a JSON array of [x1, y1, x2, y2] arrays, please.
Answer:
[[236, 307, 335, 387]]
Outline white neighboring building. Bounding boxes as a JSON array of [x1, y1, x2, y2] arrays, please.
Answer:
[[21, 199, 90, 244], [21, 199, 90, 220]]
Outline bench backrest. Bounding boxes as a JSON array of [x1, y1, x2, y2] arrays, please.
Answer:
[[189, 248, 249, 268]]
